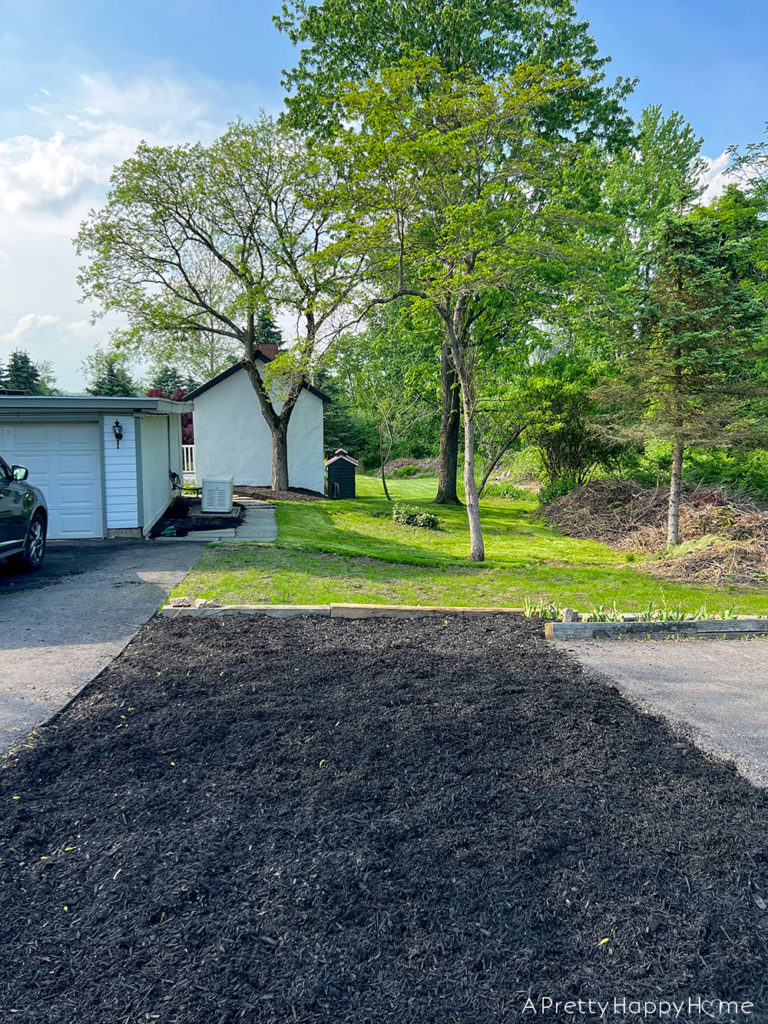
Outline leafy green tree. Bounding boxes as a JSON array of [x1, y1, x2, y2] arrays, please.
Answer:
[[276, 0, 634, 506], [328, 56, 599, 560], [276, 0, 633, 143], [77, 117, 363, 489], [602, 217, 767, 545], [83, 348, 139, 397], [2, 350, 43, 394], [520, 353, 622, 494]]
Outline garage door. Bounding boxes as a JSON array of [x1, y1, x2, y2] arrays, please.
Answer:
[[0, 422, 104, 539]]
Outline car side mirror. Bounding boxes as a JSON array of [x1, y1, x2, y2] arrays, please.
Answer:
[[12, 465, 28, 481]]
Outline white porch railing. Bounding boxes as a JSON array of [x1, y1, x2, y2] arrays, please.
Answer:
[[182, 444, 196, 483]]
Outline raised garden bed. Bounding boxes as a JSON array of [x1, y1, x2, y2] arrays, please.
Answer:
[[150, 495, 245, 537], [1, 616, 767, 1021]]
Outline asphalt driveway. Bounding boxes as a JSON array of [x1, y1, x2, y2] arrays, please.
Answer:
[[559, 635, 768, 787], [0, 539, 204, 753]]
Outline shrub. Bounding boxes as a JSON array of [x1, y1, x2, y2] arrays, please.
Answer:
[[392, 503, 439, 530], [538, 475, 578, 505], [392, 464, 419, 478]]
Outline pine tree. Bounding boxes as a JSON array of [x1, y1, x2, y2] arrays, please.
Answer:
[[605, 216, 768, 544], [83, 349, 139, 397], [3, 350, 43, 394]]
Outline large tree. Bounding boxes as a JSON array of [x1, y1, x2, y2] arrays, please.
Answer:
[[77, 117, 362, 490], [276, 0, 633, 505], [329, 56, 596, 560]]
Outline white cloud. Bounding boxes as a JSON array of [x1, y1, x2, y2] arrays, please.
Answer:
[[0, 313, 61, 344], [700, 150, 732, 203]]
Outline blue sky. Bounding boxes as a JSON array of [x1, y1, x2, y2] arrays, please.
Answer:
[[1, 0, 766, 390]]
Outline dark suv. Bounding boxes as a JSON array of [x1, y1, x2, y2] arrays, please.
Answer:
[[0, 456, 47, 571]]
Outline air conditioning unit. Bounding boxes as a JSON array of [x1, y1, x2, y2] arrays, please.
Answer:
[[201, 476, 233, 514]]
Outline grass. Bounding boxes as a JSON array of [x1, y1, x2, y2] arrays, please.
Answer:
[[172, 475, 768, 613]]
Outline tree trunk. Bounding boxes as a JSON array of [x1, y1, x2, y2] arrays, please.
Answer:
[[272, 422, 290, 491], [433, 343, 462, 505], [460, 396, 485, 562], [667, 436, 684, 546]]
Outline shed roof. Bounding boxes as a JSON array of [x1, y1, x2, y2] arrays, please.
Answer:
[[324, 449, 359, 467], [185, 358, 331, 403]]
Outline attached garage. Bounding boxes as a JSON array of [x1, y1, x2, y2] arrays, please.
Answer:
[[0, 396, 191, 540]]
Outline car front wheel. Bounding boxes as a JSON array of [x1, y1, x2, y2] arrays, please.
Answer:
[[13, 511, 46, 572]]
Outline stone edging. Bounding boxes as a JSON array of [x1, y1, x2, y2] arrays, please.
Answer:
[[546, 619, 768, 641]]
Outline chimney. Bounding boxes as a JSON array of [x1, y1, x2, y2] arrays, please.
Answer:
[[258, 343, 279, 361]]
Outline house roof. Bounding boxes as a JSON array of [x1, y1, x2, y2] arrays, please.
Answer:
[[0, 395, 193, 414], [185, 358, 332, 403]]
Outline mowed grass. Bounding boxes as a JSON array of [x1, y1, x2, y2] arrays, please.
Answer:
[[172, 474, 768, 613]]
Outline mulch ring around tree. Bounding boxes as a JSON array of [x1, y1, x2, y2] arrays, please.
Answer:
[[2, 616, 768, 1023], [149, 495, 245, 537]]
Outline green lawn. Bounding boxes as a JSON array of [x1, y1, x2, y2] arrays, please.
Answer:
[[172, 475, 768, 614]]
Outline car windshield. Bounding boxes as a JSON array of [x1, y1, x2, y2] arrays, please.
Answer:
[[0, 457, 11, 480]]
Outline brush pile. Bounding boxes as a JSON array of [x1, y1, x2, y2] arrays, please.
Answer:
[[544, 479, 768, 585]]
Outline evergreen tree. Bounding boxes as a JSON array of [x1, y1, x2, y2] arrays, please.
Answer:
[[254, 308, 283, 353], [83, 349, 139, 397], [3, 350, 44, 394], [147, 364, 198, 397], [604, 216, 767, 545]]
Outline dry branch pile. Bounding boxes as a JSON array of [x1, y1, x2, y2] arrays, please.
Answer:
[[544, 479, 768, 585]]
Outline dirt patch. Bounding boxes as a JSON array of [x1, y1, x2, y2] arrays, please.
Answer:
[[1, 617, 767, 1022], [234, 485, 325, 502], [545, 479, 768, 585]]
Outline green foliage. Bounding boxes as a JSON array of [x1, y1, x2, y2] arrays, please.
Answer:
[[630, 442, 768, 503], [148, 364, 198, 396], [622, 217, 765, 444], [538, 476, 579, 505], [254, 307, 283, 351], [83, 348, 139, 397], [2, 350, 45, 395], [521, 353, 624, 487], [480, 481, 533, 500], [276, 0, 633, 146], [392, 503, 439, 529]]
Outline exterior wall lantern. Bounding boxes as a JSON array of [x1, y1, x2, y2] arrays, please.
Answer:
[[113, 419, 123, 448]]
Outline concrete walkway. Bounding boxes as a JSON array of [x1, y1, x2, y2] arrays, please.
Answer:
[[559, 635, 768, 787], [155, 499, 277, 544], [0, 540, 204, 755]]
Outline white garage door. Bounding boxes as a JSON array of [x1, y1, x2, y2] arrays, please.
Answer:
[[0, 422, 104, 539]]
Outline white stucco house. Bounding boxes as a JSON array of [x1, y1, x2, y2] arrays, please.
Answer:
[[0, 395, 190, 539], [187, 358, 329, 493]]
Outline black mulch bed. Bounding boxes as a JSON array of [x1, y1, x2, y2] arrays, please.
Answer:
[[234, 484, 325, 502], [150, 496, 245, 537], [2, 617, 768, 1023]]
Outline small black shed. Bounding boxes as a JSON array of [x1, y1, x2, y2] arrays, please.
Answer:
[[325, 449, 359, 499]]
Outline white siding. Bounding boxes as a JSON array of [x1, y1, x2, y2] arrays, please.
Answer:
[[193, 368, 325, 492], [140, 414, 174, 534], [103, 415, 139, 530]]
